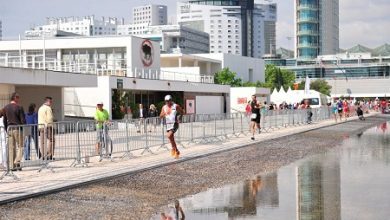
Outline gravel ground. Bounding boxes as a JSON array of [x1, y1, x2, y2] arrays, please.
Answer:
[[0, 117, 386, 220]]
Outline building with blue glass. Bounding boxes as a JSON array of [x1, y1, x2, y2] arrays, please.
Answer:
[[294, 0, 339, 60]]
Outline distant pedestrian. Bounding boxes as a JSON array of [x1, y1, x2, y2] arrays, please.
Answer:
[[245, 101, 252, 117], [381, 99, 387, 113], [332, 100, 338, 122], [38, 97, 55, 160], [0, 108, 6, 167], [306, 104, 313, 124], [94, 101, 110, 157], [160, 95, 184, 159], [148, 104, 158, 132], [249, 95, 261, 140], [137, 104, 148, 133], [3, 92, 26, 171], [357, 106, 365, 120], [337, 100, 343, 121], [24, 103, 39, 160]]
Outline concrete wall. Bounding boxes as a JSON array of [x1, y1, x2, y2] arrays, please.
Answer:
[[64, 77, 111, 118], [327, 78, 390, 98], [0, 67, 97, 87], [195, 96, 224, 114], [65, 76, 230, 118], [16, 86, 64, 121], [196, 53, 265, 83]]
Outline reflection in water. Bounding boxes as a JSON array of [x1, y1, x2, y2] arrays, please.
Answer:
[[297, 157, 341, 220], [180, 173, 279, 218], [157, 122, 390, 220]]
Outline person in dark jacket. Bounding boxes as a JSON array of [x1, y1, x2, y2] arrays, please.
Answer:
[[357, 106, 365, 120], [136, 104, 148, 133], [24, 103, 39, 160], [3, 92, 25, 171]]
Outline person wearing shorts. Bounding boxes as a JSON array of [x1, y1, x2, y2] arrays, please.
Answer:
[[249, 95, 261, 140], [160, 95, 184, 159], [337, 100, 343, 121], [94, 102, 109, 156], [332, 100, 339, 122]]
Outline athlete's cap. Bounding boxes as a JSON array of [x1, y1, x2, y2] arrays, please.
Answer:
[[97, 101, 104, 105], [164, 95, 172, 101]]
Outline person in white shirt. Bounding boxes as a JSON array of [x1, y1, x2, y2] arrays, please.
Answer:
[[160, 95, 184, 159], [38, 97, 55, 160]]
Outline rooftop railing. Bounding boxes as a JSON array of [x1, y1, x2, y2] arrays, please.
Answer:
[[0, 53, 215, 84]]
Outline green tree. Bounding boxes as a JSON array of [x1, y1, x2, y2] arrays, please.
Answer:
[[265, 64, 295, 91], [297, 79, 332, 96], [214, 68, 243, 87]]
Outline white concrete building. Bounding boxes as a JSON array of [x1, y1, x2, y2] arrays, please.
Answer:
[[294, 0, 339, 60], [161, 53, 265, 83], [177, 0, 277, 58], [25, 16, 120, 38], [139, 25, 209, 54], [0, 36, 229, 118], [116, 4, 168, 36], [133, 4, 167, 26]]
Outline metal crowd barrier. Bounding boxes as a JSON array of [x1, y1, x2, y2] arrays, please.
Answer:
[[1, 106, 343, 180]]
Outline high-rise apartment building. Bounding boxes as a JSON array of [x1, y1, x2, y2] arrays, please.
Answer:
[[294, 0, 339, 60], [25, 16, 120, 38], [133, 5, 167, 26], [116, 5, 168, 36], [177, 0, 277, 58]]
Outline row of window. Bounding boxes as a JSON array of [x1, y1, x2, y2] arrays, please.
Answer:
[[210, 34, 240, 39], [211, 45, 240, 49], [210, 50, 240, 54], [210, 19, 240, 24]]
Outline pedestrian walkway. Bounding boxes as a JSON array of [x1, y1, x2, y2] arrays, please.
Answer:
[[0, 113, 380, 204]]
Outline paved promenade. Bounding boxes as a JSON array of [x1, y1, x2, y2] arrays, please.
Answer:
[[0, 114, 379, 204]]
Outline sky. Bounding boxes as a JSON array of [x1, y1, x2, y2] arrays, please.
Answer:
[[0, 0, 389, 49]]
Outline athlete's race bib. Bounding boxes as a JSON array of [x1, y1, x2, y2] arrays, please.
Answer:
[[251, 113, 257, 119]]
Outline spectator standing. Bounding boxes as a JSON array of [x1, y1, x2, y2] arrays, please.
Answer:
[[38, 97, 55, 160], [94, 102, 110, 157], [24, 103, 39, 160], [3, 92, 25, 171], [148, 104, 158, 132], [381, 99, 387, 113], [245, 101, 252, 117], [0, 108, 6, 167], [136, 104, 148, 133]]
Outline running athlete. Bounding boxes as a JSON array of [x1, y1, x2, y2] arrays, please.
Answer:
[[249, 95, 261, 140], [160, 95, 185, 159]]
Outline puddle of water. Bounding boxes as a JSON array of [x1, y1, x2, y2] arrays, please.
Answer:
[[153, 122, 390, 220]]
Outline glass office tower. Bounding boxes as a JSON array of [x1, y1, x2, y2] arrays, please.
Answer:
[[295, 0, 339, 60]]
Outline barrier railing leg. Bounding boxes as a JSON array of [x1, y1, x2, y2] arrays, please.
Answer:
[[38, 125, 54, 173], [0, 129, 19, 181], [141, 120, 153, 155], [71, 122, 87, 167], [122, 120, 135, 159], [157, 120, 169, 152]]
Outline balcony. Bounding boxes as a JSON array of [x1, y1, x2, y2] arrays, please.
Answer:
[[0, 52, 215, 84], [297, 17, 319, 23], [297, 43, 319, 48], [297, 4, 319, 11], [297, 30, 319, 36]]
